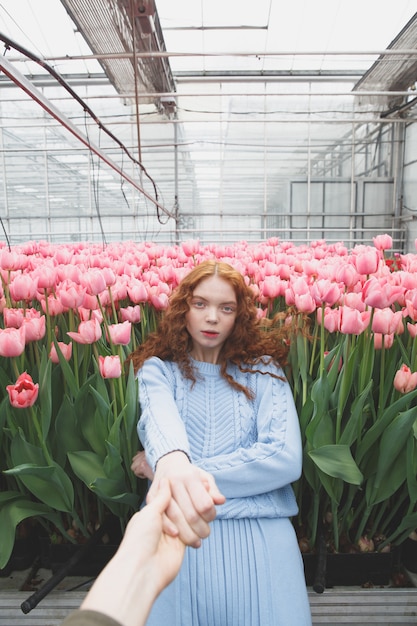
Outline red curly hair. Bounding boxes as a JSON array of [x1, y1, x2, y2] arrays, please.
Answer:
[[129, 260, 291, 398]]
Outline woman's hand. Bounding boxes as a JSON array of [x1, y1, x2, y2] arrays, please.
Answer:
[[131, 450, 154, 480], [147, 451, 225, 548]]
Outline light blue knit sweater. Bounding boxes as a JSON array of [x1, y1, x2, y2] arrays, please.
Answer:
[[137, 356, 301, 520]]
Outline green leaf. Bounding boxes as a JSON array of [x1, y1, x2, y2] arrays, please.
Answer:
[[373, 406, 417, 491], [4, 463, 74, 513], [52, 338, 79, 398], [38, 347, 52, 440], [356, 389, 417, 465], [0, 496, 56, 569], [339, 380, 373, 446], [308, 444, 363, 485]]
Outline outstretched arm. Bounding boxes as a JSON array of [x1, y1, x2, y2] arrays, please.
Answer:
[[63, 479, 186, 626]]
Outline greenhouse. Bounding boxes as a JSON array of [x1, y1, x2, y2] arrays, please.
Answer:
[[1, 1, 417, 625]]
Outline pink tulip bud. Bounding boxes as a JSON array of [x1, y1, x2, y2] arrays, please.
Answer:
[[393, 365, 417, 394], [6, 372, 39, 408], [67, 318, 102, 345], [9, 274, 37, 302], [106, 321, 132, 345], [373, 234, 392, 251], [98, 355, 122, 379], [0, 326, 26, 357], [22, 316, 46, 343], [120, 305, 141, 323], [49, 341, 72, 364]]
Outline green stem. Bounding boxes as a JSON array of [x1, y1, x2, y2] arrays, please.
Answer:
[[29, 406, 54, 466], [378, 341, 386, 414]]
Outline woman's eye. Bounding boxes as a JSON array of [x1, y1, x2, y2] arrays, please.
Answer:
[[222, 306, 235, 313]]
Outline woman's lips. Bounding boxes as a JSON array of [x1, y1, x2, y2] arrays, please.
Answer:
[[202, 330, 219, 337]]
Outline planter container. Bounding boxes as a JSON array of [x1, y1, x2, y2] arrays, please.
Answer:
[[303, 551, 396, 588]]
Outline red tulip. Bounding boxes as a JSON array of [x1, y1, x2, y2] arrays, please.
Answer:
[[6, 372, 39, 408], [98, 355, 122, 379], [393, 365, 417, 394]]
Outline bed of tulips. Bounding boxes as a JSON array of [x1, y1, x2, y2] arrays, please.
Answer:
[[1, 234, 417, 568]]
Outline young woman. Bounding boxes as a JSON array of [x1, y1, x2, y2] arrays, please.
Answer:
[[130, 260, 312, 625]]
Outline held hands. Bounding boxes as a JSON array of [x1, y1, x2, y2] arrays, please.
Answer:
[[146, 451, 226, 548]]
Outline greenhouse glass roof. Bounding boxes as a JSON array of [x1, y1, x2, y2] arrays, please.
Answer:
[[0, 0, 416, 246]]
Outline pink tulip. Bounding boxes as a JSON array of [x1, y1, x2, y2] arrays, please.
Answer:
[[3, 307, 26, 328], [127, 280, 148, 303], [0, 249, 27, 271], [9, 274, 37, 302], [373, 332, 394, 350], [334, 263, 360, 289], [150, 292, 169, 310], [81, 269, 107, 295], [67, 318, 102, 344], [371, 309, 403, 335], [363, 278, 404, 309], [6, 372, 39, 408], [22, 316, 46, 343], [393, 365, 417, 394], [106, 321, 132, 345], [318, 307, 341, 333], [373, 234, 392, 251], [354, 248, 379, 275], [181, 239, 200, 256], [261, 276, 286, 299], [311, 279, 341, 307], [343, 292, 366, 312], [98, 355, 122, 379], [0, 326, 26, 357], [294, 291, 316, 314], [40, 294, 65, 316], [340, 306, 371, 335], [119, 305, 141, 323], [57, 282, 86, 309], [34, 266, 57, 290], [407, 322, 417, 338], [49, 341, 72, 364]]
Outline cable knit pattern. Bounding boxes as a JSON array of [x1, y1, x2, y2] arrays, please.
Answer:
[[137, 356, 312, 625], [137, 357, 301, 519]]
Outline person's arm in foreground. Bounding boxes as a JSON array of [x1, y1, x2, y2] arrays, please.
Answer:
[[61, 479, 185, 626]]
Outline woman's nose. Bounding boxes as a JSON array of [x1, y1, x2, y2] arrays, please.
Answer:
[[206, 307, 218, 323]]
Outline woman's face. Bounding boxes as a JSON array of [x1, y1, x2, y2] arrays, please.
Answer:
[[185, 275, 237, 363]]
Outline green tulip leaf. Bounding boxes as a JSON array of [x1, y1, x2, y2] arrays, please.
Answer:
[[338, 380, 373, 446], [373, 406, 417, 491], [0, 496, 56, 569], [356, 389, 417, 465], [308, 444, 363, 485], [4, 463, 74, 513], [38, 347, 52, 440]]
